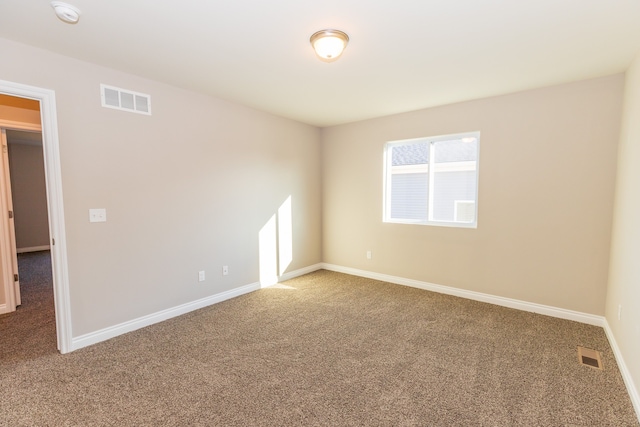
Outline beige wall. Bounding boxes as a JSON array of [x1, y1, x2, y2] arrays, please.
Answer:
[[0, 38, 322, 335], [322, 75, 623, 315], [606, 53, 640, 407], [7, 142, 50, 249]]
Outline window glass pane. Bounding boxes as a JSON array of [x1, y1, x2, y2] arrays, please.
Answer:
[[432, 138, 477, 223], [432, 170, 476, 222], [434, 138, 477, 163], [392, 142, 429, 166], [390, 173, 428, 220]]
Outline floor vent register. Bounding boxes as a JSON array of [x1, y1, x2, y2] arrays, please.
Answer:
[[577, 346, 603, 370]]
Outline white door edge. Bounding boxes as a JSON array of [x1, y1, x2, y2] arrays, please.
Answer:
[[0, 129, 20, 306]]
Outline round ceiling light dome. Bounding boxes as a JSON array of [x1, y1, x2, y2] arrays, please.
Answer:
[[51, 1, 81, 24], [310, 29, 349, 62]]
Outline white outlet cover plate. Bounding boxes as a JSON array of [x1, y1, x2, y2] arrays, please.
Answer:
[[89, 208, 107, 222]]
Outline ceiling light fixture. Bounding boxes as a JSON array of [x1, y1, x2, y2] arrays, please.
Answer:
[[51, 1, 81, 24], [310, 29, 349, 63]]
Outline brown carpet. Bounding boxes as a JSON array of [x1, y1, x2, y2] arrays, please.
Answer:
[[1, 252, 638, 426], [0, 251, 57, 363]]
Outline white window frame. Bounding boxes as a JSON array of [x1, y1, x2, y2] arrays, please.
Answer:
[[383, 131, 480, 228]]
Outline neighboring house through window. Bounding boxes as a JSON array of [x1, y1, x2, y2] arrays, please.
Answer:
[[384, 132, 480, 228]]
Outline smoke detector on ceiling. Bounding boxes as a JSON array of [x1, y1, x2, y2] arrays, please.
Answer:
[[51, 1, 81, 24]]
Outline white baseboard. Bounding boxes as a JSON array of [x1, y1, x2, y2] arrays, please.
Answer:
[[70, 263, 324, 352], [321, 263, 605, 327], [603, 320, 640, 422], [17, 245, 50, 254], [71, 282, 260, 351], [279, 263, 323, 282], [0, 303, 7, 315]]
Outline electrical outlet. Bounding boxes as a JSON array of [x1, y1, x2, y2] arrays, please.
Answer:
[[198, 271, 205, 282], [222, 266, 229, 276], [89, 208, 107, 223], [366, 250, 372, 260]]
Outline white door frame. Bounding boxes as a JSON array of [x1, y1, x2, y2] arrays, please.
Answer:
[[0, 79, 72, 354]]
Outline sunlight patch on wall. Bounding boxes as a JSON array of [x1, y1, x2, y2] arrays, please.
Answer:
[[259, 214, 278, 287], [259, 196, 293, 288], [278, 196, 292, 276]]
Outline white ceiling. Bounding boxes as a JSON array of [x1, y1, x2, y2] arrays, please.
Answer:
[[1, 0, 639, 127]]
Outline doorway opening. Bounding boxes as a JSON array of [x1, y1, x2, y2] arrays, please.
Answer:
[[0, 81, 72, 353], [0, 124, 58, 357]]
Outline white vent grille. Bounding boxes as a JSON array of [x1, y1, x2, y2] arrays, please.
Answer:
[[100, 84, 151, 115]]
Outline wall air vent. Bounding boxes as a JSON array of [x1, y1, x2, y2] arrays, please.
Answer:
[[100, 84, 151, 115]]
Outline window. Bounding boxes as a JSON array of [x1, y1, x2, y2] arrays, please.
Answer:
[[384, 132, 480, 228]]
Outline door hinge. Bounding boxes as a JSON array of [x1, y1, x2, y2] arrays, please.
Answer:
[[52, 238, 55, 245], [8, 210, 13, 219], [14, 274, 18, 282]]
